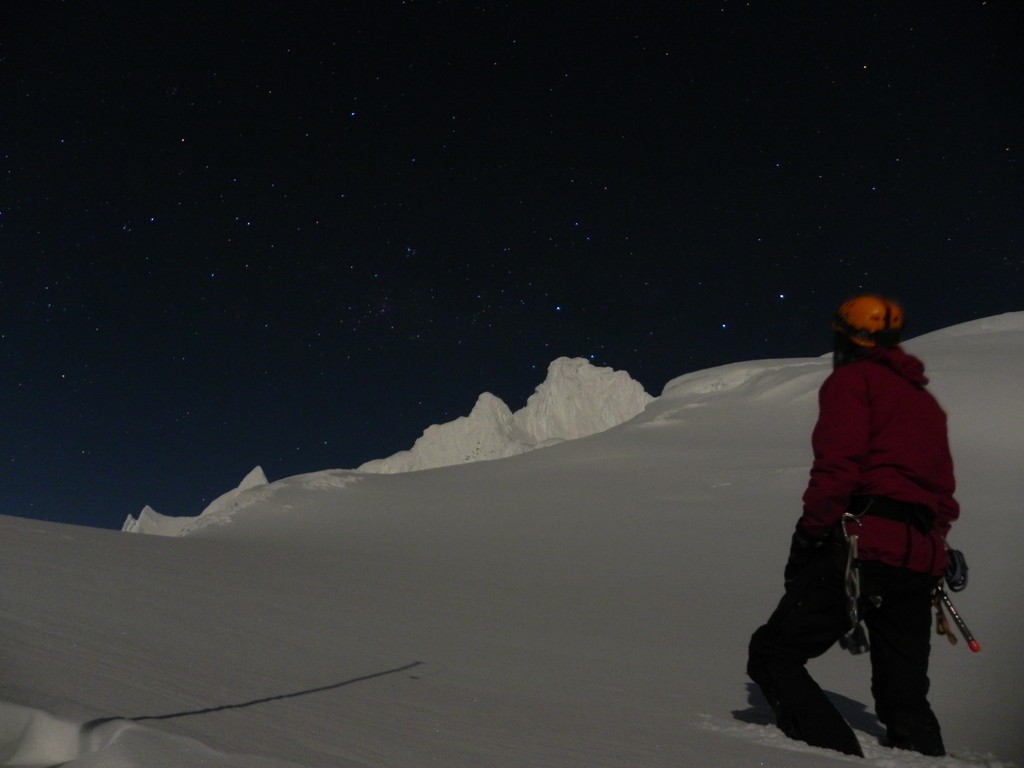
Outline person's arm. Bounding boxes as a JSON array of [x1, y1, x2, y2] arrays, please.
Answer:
[[800, 368, 870, 537]]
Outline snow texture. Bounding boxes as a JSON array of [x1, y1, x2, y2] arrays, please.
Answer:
[[3, 314, 1023, 767]]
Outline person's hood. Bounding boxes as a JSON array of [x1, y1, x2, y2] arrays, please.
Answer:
[[865, 345, 929, 386]]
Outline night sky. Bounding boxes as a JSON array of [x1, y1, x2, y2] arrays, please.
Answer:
[[3, 2, 1021, 530]]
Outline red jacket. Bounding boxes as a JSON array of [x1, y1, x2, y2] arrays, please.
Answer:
[[800, 346, 959, 575]]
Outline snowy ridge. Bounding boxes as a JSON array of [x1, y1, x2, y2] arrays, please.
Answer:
[[122, 467, 365, 537], [358, 392, 524, 473], [358, 356, 653, 473], [124, 357, 652, 535], [120, 505, 187, 536], [123, 465, 271, 536]]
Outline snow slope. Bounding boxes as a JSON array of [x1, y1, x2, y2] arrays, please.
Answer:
[[2, 313, 1022, 767]]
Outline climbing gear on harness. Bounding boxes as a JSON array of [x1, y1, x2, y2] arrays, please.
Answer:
[[847, 494, 943, 577], [839, 509, 870, 655], [944, 548, 969, 592], [934, 595, 954, 643], [934, 583, 981, 652]]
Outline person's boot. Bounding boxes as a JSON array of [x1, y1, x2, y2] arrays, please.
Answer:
[[778, 699, 865, 757], [885, 709, 945, 757]]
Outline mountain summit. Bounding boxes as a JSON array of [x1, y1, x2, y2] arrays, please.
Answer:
[[358, 357, 653, 473]]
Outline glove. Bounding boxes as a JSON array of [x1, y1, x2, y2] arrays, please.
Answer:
[[784, 522, 828, 585]]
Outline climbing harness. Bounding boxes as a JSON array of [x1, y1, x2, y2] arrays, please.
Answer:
[[837, 497, 979, 656]]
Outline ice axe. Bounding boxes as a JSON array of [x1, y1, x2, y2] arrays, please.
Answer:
[[934, 584, 981, 653]]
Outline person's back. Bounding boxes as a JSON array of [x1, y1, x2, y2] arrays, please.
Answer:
[[802, 344, 958, 574], [747, 295, 958, 758]]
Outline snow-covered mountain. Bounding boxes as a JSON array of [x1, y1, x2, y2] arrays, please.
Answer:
[[3, 313, 1022, 768], [124, 357, 652, 535], [360, 357, 653, 474]]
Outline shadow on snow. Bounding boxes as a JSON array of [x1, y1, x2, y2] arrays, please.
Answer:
[[80, 660, 424, 734], [732, 681, 886, 740]]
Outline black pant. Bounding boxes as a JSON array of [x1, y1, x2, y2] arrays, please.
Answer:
[[747, 547, 944, 757]]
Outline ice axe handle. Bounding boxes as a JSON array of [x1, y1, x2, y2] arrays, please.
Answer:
[[941, 589, 981, 653]]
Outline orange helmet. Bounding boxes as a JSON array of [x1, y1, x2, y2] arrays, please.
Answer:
[[832, 295, 904, 348]]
